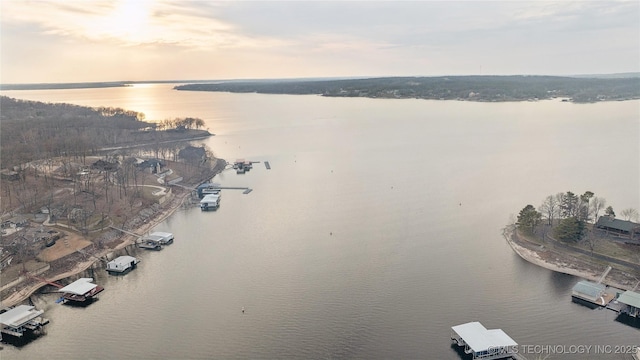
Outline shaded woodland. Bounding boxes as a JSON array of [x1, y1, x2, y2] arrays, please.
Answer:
[[175, 75, 640, 103], [0, 96, 210, 169]]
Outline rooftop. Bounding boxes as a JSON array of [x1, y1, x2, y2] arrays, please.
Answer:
[[58, 278, 98, 296], [451, 321, 517, 353], [618, 290, 640, 309], [107, 256, 137, 267], [572, 280, 606, 298], [595, 216, 640, 232], [0, 305, 44, 327]]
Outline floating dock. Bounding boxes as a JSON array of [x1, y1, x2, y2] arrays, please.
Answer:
[[138, 239, 162, 250], [106, 255, 139, 275], [264, 161, 271, 169], [146, 232, 174, 245], [616, 290, 640, 318], [58, 278, 104, 306], [0, 305, 49, 345], [451, 321, 522, 360]]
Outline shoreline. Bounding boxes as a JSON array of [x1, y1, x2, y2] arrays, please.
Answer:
[[1, 163, 219, 308], [504, 225, 636, 291]]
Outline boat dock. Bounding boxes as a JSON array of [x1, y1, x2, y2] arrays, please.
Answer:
[[0, 305, 49, 345], [57, 278, 104, 306], [451, 321, 524, 360], [138, 239, 162, 250]]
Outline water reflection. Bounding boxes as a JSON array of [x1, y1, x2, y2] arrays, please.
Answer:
[[548, 271, 575, 298]]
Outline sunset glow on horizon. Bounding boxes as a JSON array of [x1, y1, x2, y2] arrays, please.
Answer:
[[1, 1, 638, 84]]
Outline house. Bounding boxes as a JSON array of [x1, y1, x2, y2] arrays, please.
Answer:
[[137, 158, 164, 174], [571, 280, 606, 305], [595, 216, 640, 239], [617, 290, 640, 318], [91, 159, 118, 171]]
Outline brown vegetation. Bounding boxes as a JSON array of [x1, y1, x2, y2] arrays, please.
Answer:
[[0, 97, 224, 306]]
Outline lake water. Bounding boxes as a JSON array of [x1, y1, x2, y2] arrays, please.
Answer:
[[1, 85, 639, 359]]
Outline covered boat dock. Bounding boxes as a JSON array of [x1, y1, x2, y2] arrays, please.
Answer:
[[617, 290, 640, 318], [451, 321, 522, 360], [0, 305, 49, 344], [58, 278, 104, 305]]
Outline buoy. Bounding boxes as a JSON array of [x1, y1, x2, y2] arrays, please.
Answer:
[[242, 307, 245, 314]]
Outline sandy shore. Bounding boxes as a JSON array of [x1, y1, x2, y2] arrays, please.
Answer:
[[0, 188, 193, 308], [505, 226, 636, 291]]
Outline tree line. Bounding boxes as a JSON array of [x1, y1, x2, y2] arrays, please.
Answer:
[[517, 191, 639, 242], [0, 96, 209, 169], [175, 75, 640, 103]]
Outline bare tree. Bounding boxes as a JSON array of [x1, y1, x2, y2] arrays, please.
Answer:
[[582, 228, 600, 256], [589, 196, 606, 223], [620, 208, 640, 222], [539, 195, 559, 226]]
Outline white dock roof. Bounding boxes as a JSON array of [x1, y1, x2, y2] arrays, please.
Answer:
[[58, 278, 97, 295], [150, 231, 173, 238], [452, 321, 518, 353], [200, 194, 220, 203], [108, 255, 137, 267], [0, 305, 44, 327], [618, 290, 640, 308]]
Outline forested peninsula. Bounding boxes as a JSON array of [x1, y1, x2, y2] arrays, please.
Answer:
[[174, 75, 640, 103], [0, 96, 211, 170]]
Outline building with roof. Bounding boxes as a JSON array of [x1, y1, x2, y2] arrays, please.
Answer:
[[106, 255, 139, 275], [572, 280, 607, 305], [451, 321, 519, 360], [0, 305, 49, 345], [617, 290, 640, 318], [58, 278, 104, 306], [595, 216, 640, 239]]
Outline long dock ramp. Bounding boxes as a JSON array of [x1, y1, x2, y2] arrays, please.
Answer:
[[108, 226, 143, 238], [597, 266, 612, 284]]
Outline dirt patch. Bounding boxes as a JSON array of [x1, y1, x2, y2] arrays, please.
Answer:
[[36, 231, 92, 262]]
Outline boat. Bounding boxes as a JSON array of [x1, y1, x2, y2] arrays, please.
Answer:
[[138, 239, 162, 250], [106, 255, 139, 275], [58, 278, 104, 306], [200, 194, 220, 211], [0, 305, 49, 345]]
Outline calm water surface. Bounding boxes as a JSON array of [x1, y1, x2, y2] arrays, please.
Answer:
[[1, 85, 639, 359]]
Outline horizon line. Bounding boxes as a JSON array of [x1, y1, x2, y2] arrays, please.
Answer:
[[2, 72, 640, 87]]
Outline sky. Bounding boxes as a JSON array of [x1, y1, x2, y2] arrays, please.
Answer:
[[1, 0, 639, 84]]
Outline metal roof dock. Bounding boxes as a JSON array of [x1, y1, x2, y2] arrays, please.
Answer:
[[451, 321, 523, 360], [617, 290, 640, 318]]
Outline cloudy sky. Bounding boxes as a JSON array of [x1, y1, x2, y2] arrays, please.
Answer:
[[1, 1, 638, 83]]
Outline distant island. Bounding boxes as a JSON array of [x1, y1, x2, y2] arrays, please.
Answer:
[[174, 75, 640, 103]]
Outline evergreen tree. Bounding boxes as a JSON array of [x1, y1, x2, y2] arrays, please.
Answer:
[[517, 205, 542, 234], [554, 217, 585, 242]]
